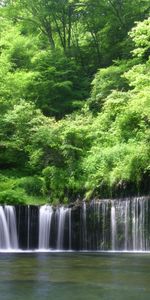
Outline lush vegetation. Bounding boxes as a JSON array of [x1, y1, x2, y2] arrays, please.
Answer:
[[0, 0, 150, 204]]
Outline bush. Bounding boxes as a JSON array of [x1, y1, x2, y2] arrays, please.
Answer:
[[18, 176, 45, 196], [0, 189, 25, 205]]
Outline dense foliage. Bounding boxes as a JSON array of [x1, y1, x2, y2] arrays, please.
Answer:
[[0, 1, 150, 204]]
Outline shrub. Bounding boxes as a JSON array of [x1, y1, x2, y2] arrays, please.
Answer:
[[0, 189, 25, 205], [18, 176, 45, 196]]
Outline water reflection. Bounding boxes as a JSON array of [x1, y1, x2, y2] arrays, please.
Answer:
[[0, 253, 150, 300]]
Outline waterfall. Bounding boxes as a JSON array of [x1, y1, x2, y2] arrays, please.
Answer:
[[0, 206, 18, 249], [109, 197, 149, 251], [101, 200, 109, 250], [27, 205, 30, 249], [68, 208, 72, 250], [0, 197, 150, 251], [38, 205, 53, 249], [56, 207, 68, 250], [82, 202, 87, 250], [4, 205, 18, 249], [124, 200, 129, 250], [0, 206, 11, 249], [80, 197, 150, 251], [131, 198, 147, 251], [111, 202, 116, 250]]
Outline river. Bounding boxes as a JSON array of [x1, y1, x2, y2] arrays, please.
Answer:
[[0, 252, 150, 300]]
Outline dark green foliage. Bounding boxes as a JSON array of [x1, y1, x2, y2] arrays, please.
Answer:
[[18, 176, 45, 196], [31, 50, 89, 117]]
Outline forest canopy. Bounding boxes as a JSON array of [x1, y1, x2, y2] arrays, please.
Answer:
[[0, 0, 150, 204]]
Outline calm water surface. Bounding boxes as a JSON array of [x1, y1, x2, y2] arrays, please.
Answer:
[[0, 252, 150, 300]]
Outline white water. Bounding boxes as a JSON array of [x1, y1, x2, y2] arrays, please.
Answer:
[[87, 197, 150, 251], [131, 198, 146, 250], [56, 207, 68, 249], [82, 202, 87, 250], [38, 205, 53, 249], [0, 206, 18, 249], [5, 205, 18, 249], [124, 200, 129, 250], [111, 202, 116, 250], [68, 208, 72, 250], [0, 197, 150, 251]]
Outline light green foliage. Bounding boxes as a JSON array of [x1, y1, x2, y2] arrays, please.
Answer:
[[82, 18, 150, 197], [89, 61, 132, 112], [0, 19, 37, 104], [0, 2, 150, 204], [130, 18, 150, 58], [0, 172, 47, 205]]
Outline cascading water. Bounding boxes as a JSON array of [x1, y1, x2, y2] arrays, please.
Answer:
[[38, 205, 53, 249], [4, 205, 18, 249], [82, 202, 87, 250], [0, 206, 18, 249], [68, 208, 72, 250], [124, 200, 129, 250], [111, 202, 116, 250], [0, 197, 150, 251], [56, 206, 68, 250], [131, 198, 147, 250], [0, 206, 11, 249], [79, 197, 150, 251]]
